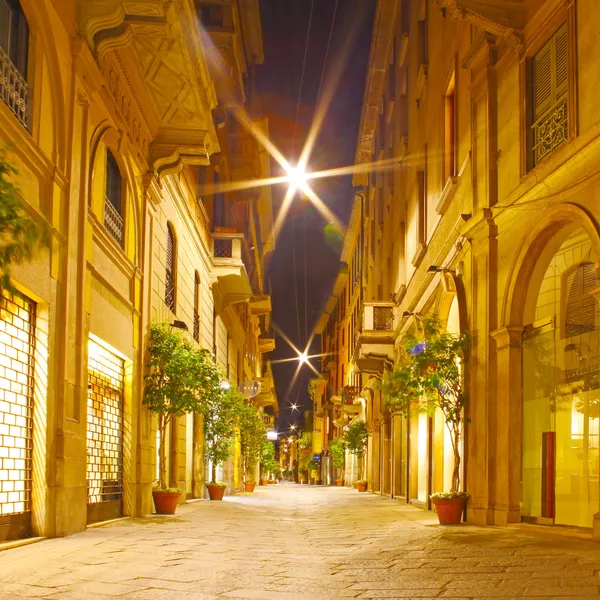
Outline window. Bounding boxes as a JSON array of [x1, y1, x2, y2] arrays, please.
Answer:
[[417, 1, 428, 67], [444, 71, 456, 182], [165, 223, 176, 312], [0, 0, 29, 127], [104, 151, 124, 246], [529, 23, 569, 168], [199, 5, 224, 27], [564, 262, 596, 338], [193, 271, 201, 343], [213, 171, 226, 229], [416, 168, 427, 246]]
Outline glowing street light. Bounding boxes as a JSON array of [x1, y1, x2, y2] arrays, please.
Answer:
[[298, 352, 308, 364], [290, 403, 299, 411], [286, 165, 307, 191]]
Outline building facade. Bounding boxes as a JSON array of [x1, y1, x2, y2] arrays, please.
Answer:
[[0, 0, 276, 542], [313, 0, 600, 538]]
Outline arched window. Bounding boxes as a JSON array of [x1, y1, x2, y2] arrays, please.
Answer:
[[165, 224, 176, 312], [193, 271, 200, 342], [564, 262, 596, 337], [0, 0, 29, 127], [104, 151, 124, 246]]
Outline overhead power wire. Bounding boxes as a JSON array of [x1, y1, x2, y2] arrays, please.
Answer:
[[291, 0, 315, 158], [315, 0, 340, 108]]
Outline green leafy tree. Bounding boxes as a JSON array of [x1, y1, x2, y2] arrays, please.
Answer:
[[383, 317, 470, 493], [143, 324, 220, 490], [260, 440, 278, 479], [204, 387, 245, 485], [344, 419, 368, 480], [239, 402, 266, 482], [330, 437, 346, 471], [0, 155, 47, 293]]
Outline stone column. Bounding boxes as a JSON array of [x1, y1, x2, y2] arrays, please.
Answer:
[[491, 326, 524, 525]]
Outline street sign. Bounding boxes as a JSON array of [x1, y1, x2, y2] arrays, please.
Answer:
[[321, 450, 329, 456], [313, 454, 321, 462], [240, 380, 261, 398]]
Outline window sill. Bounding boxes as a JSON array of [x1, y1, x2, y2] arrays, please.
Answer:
[[436, 176, 459, 215], [415, 64, 428, 106], [411, 241, 427, 268]]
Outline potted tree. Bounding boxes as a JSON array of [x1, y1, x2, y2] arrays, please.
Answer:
[[204, 386, 245, 500], [143, 324, 218, 514], [344, 419, 368, 492], [260, 440, 277, 485], [239, 402, 266, 492], [330, 437, 346, 485], [383, 317, 471, 524], [307, 458, 319, 485]]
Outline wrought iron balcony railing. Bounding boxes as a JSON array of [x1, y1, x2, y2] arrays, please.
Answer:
[[104, 199, 124, 247], [0, 47, 28, 129], [373, 305, 394, 331], [532, 97, 568, 167]]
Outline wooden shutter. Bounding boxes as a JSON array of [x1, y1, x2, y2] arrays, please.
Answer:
[[554, 23, 568, 98], [565, 263, 596, 337], [165, 225, 175, 312], [533, 23, 568, 121], [533, 38, 552, 120], [193, 271, 200, 342]]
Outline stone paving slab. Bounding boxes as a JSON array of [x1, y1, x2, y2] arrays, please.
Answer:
[[1, 484, 600, 599]]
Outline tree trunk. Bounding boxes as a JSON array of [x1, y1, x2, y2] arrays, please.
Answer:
[[211, 462, 217, 484], [159, 415, 167, 489], [451, 425, 461, 493]]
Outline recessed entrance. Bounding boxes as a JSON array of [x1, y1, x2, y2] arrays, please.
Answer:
[[522, 227, 599, 528], [86, 338, 124, 524]]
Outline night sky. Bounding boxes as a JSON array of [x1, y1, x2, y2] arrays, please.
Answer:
[[256, 0, 375, 433]]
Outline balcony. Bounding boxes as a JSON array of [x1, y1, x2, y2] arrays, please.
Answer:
[[254, 375, 276, 410], [354, 302, 396, 375], [258, 335, 275, 354], [0, 48, 28, 129], [249, 294, 272, 316], [211, 232, 252, 308]]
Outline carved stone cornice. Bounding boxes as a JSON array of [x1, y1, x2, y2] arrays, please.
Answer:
[[436, 0, 524, 54]]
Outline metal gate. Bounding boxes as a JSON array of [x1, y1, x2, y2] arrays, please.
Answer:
[[86, 339, 124, 523], [0, 291, 35, 541]]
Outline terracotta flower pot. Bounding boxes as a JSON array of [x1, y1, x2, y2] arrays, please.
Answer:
[[260, 478, 269, 486], [336, 479, 344, 486], [152, 490, 181, 514], [244, 481, 256, 493], [432, 496, 467, 524], [356, 481, 368, 493], [206, 483, 226, 501]]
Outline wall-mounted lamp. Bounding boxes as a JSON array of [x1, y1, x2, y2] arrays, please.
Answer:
[[402, 311, 420, 318], [171, 320, 189, 331], [427, 265, 456, 275]]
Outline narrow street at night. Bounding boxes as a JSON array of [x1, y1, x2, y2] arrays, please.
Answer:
[[2, 485, 600, 600]]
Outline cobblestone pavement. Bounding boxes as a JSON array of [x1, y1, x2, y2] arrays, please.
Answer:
[[2, 484, 600, 599]]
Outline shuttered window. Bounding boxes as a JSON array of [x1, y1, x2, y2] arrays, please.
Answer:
[[530, 23, 569, 167], [565, 262, 596, 338], [165, 224, 176, 312], [193, 271, 200, 342]]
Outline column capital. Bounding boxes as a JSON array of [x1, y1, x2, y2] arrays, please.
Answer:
[[491, 325, 523, 350]]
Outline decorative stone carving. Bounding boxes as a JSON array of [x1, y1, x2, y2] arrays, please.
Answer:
[[435, 0, 524, 54]]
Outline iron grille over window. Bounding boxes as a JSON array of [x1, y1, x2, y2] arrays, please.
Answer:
[[193, 271, 200, 343], [565, 262, 596, 338], [87, 339, 124, 506], [214, 238, 233, 258], [530, 23, 568, 167], [373, 306, 394, 331], [0, 290, 35, 518], [165, 224, 176, 312], [104, 151, 124, 246], [0, 0, 29, 128]]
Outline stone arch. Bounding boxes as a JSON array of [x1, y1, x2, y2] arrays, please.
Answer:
[[436, 270, 469, 334], [493, 202, 600, 530], [503, 203, 600, 328]]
